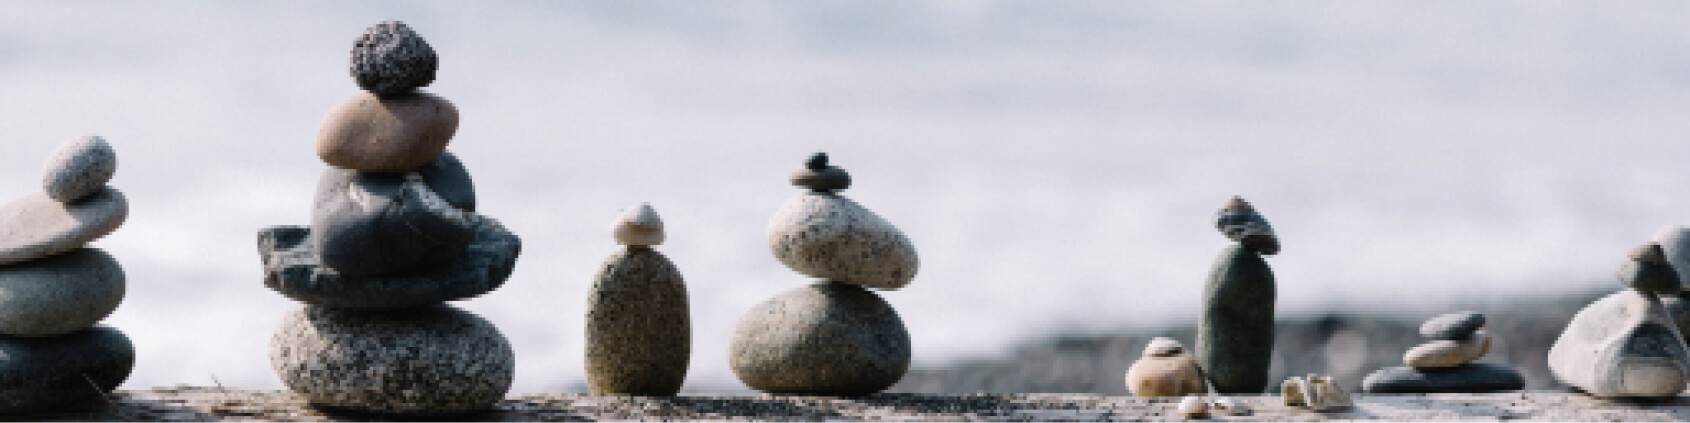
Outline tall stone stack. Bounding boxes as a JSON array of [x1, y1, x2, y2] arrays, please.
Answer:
[[1547, 242, 1690, 398], [1196, 196, 1277, 394], [257, 21, 521, 415], [730, 152, 918, 395], [585, 203, 692, 395], [0, 136, 133, 413]]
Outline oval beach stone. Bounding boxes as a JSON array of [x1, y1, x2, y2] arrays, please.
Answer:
[[730, 282, 910, 395], [316, 91, 458, 172], [0, 326, 135, 413], [260, 217, 519, 309], [0, 188, 127, 266], [0, 248, 125, 337], [1361, 364, 1525, 393], [41, 135, 117, 203], [585, 246, 690, 395], [1419, 311, 1486, 340], [767, 193, 918, 290]]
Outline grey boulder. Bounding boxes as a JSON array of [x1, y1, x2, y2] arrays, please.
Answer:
[[350, 21, 437, 96], [1548, 289, 1690, 397], [585, 246, 691, 396], [41, 135, 117, 203], [270, 304, 513, 415], [1419, 311, 1486, 340], [730, 282, 910, 395], [0, 188, 127, 266], [0, 326, 134, 414], [767, 193, 918, 290], [311, 151, 476, 276], [0, 248, 124, 336], [260, 217, 519, 309], [1360, 364, 1525, 393]]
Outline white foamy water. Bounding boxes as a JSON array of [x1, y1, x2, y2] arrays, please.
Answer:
[[2, 1, 1689, 393]]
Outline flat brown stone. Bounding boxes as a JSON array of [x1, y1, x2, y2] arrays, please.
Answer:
[[315, 91, 458, 172]]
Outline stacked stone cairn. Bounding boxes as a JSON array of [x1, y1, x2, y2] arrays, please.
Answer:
[[1196, 196, 1277, 394], [1360, 311, 1524, 393], [258, 21, 521, 415], [585, 203, 691, 395], [0, 136, 132, 413], [730, 153, 918, 395], [1125, 337, 1205, 397], [1546, 242, 1690, 398]]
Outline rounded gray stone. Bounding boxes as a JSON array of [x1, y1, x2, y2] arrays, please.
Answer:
[[350, 21, 437, 96], [1419, 311, 1486, 341], [1196, 244, 1275, 394], [0, 326, 135, 414], [260, 217, 519, 309], [586, 246, 691, 396], [730, 282, 910, 395], [0, 248, 124, 337], [0, 188, 127, 266], [270, 304, 513, 415], [767, 193, 918, 290], [41, 135, 117, 203], [311, 151, 476, 276], [1360, 364, 1525, 393]]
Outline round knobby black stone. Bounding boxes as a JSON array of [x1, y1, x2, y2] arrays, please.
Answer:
[[350, 21, 438, 96]]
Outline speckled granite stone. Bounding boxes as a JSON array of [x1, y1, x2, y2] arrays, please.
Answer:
[[315, 91, 458, 172], [1419, 311, 1485, 340], [730, 282, 910, 395], [259, 217, 519, 309], [349, 21, 436, 96], [0, 326, 134, 414], [1196, 244, 1275, 394], [585, 246, 690, 395], [1361, 364, 1525, 393], [0, 188, 127, 266], [0, 248, 124, 336], [1548, 289, 1690, 398], [41, 135, 116, 203], [269, 304, 513, 415], [310, 151, 476, 275], [767, 193, 918, 290]]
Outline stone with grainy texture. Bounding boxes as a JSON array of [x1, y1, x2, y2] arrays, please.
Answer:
[[1196, 244, 1275, 394], [311, 151, 476, 276], [1548, 289, 1690, 398], [1418, 311, 1485, 340], [270, 305, 513, 415], [260, 217, 519, 309], [41, 135, 117, 203], [586, 246, 690, 395], [1403, 331, 1490, 368], [767, 193, 918, 290], [1124, 338, 1204, 397], [731, 282, 910, 395], [0, 326, 133, 414], [1215, 196, 1278, 255], [612, 203, 664, 246], [0, 248, 124, 337], [1361, 364, 1525, 393], [0, 188, 127, 266], [350, 21, 436, 96], [316, 91, 458, 172], [790, 152, 851, 193]]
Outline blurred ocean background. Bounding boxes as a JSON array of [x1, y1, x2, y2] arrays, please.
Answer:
[[2, 1, 1690, 393]]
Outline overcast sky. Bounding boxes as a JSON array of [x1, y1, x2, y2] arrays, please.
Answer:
[[2, 1, 1689, 393]]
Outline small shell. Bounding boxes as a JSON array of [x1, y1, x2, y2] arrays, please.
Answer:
[[1144, 337, 1185, 357], [1281, 377, 1306, 407], [1178, 395, 1209, 419], [613, 203, 665, 246]]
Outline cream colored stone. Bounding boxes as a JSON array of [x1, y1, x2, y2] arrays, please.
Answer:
[[1125, 338, 1204, 397], [613, 203, 665, 246], [316, 91, 458, 172], [1403, 331, 1491, 368]]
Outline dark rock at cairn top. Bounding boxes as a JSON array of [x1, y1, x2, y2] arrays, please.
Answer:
[[350, 21, 437, 96], [0, 326, 134, 414], [790, 152, 851, 193], [585, 246, 691, 396], [1197, 244, 1276, 394], [311, 152, 476, 276], [1620, 242, 1680, 295], [1215, 196, 1279, 256], [1360, 364, 1525, 394], [1419, 311, 1486, 341], [260, 217, 519, 309], [730, 282, 911, 395]]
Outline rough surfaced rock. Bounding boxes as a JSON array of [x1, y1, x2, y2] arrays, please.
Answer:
[[41, 135, 117, 203], [270, 305, 513, 415], [586, 246, 690, 395], [1548, 289, 1690, 398], [1124, 337, 1205, 397], [1196, 244, 1276, 394], [1403, 331, 1490, 368], [310, 152, 476, 275], [0, 248, 125, 337], [0, 326, 134, 414], [350, 21, 437, 96], [1419, 311, 1486, 341], [259, 217, 519, 309], [767, 193, 918, 290], [1361, 364, 1526, 393], [730, 282, 910, 395], [316, 91, 458, 172], [0, 188, 127, 266]]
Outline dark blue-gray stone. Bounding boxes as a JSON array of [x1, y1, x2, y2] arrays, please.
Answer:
[[311, 151, 475, 276], [0, 326, 134, 414], [1196, 244, 1275, 394], [1419, 311, 1486, 341], [260, 217, 519, 309], [1361, 364, 1525, 393]]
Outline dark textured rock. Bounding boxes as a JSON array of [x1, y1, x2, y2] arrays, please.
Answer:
[[790, 153, 851, 193], [270, 305, 513, 415], [349, 21, 436, 96], [0, 188, 127, 266], [0, 248, 124, 336], [586, 246, 690, 396], [730, 282, 910, 395], [260, 217, 519, 309], [310, 152, 475, 276], [41, 135, 117, 203], [315, 91, 458, 172], [0, 326, 134, 414], [1214, 196, 1279, 255], [767, 193, 918, 290], [1619, 242, 1680, 295], [1419, 311, 1485, 341], [1361, 364, 1525, 393], [1197, 244, 1276, 394]]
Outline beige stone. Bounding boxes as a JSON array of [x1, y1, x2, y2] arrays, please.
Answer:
[[1403, 331, 1490, 368], [612, 203, 664, 246], [315, 91, 458, 172], [1125, 338, 1205, 397]]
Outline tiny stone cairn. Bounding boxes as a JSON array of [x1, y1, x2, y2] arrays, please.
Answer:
[[258, 21, 521, 415], [729, 152, 918, 395], [1361, 311, 1525, 393], [1196, 196, 1277, 394], [585, 203, 691, 395], [1547, 242, 1690, 398], [0, 136, 133, 413], [1124, 337, 1205, 397]]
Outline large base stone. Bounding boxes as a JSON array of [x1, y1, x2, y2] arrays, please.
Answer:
[[0, 248, 125, 336], [1360, 364, 1525, 393], [730, 282, 910, 395], [259, 217, 519, 309], [1547, 289, 1690, 398], [0, 326, 135, 414], [270, 304, 514, 415], [585, 247, 690, 396], [1197, 245, 1276, 394]]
